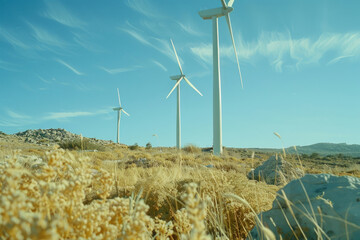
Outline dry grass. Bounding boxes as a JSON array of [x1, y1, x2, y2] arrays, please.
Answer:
[[0, 138, 279, 239], [0, 135, 358, 239]]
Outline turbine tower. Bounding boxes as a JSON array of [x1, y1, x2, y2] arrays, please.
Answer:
[[113, 88, 130, 144], [199, 0, 243, 155], [166, 39, 202, 149]]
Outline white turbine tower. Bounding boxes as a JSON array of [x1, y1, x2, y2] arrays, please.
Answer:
[[199, 0, 243, 155], [166, 39, 203, 149], [113, 88, 130, 144]]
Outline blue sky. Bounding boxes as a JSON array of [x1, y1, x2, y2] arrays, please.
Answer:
[[1, 0, 360, 148]]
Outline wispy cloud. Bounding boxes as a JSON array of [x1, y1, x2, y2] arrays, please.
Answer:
[[72, 32, 101, 52], [190, 43, 212, 64], [191, 31, 360, 72], [99, 65, 142, 74], [27, 22, 66, 48], [327, 55, 354, 65], [121, 27, 151, 46], [0, 108, 110, 127], [44, 111, 105, 120], [56, 59, 84, 75], [43, 1, 85, 29], [0, 27, 29, 49], [177, 22, 202, 36], [37, 75, 69, 86], [152, 60, 167, 71], [0, 110, 34, 127], [125, 0, 161, 18], [0, 60, 18, 72], [7, 110, 31, 119], [38, 75, 52, 84], [120, 22, 177, 62]]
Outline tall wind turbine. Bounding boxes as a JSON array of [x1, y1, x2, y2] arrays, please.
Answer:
[[113, 88, 130, 144], [199, 0, 243, 155], [166, 39, 203, 149]]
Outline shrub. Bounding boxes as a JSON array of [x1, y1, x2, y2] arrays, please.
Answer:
[[310, 152, 320, 159], [129, 143, 139, 150], [182, 144, 202, 153], [59, 138, 104, 151], [145, 142, 152, 149]]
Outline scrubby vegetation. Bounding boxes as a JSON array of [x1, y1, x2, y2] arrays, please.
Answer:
[[0, 143, 279, 239], [1, 134, 359, 239], [182, 144, 202, 153], [59, 138, 105, 151], [129, 143, 140, 150]]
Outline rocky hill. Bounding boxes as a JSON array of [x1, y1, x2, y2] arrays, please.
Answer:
[[12, 128, 111, 145]]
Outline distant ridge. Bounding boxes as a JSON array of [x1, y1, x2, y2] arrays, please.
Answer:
[[248, 143, 360, 157], [287, 143, 360, 157]]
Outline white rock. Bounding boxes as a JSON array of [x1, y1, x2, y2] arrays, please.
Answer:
[[16, 155, 43, 167], [248, 174, 360, 240], [247, 155, 304, 185]]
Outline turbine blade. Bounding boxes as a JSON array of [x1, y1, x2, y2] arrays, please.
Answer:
[[221, 0, 227, 9], [227, 0, 234, 7], [184, 77, 203, 96], [225, 13, 244, 88], [166, 77, 183, 99], [117, 88, 121, 107], [170, 39, 183, 75], [121, 109, 130, 116]]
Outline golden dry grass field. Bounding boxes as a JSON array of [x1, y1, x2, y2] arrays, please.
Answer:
[[0, 133, 359, 239]]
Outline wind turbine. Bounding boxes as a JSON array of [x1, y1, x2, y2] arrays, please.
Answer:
[[113, 88, 130, 144], [166, 39, 203, 149], [199, 0, 243, 155]]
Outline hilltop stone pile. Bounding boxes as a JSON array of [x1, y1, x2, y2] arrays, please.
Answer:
[[14, 128, 111, 145], [15, 128, 79, 143]]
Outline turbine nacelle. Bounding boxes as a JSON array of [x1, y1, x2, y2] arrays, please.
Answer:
[[170, 75, 184, 81], [113, 107, 122, 111], [198, 7, 233, 20]]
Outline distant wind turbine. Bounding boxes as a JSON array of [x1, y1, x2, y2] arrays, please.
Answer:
[[199, 0, 244, 155], [113, 88, 130, 143], [166, 39, 202, 149]]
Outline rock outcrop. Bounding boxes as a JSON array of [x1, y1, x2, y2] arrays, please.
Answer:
[[14, 128, 111, 145], [248, 174, 360, 240], [247, 155, 304, 185]]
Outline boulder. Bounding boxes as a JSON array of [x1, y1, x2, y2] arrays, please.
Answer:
[[248, 174, 360, 240], [247, 155, 304, 185], [16, 155, 44, 169]]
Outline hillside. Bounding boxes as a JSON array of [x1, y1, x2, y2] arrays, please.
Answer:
[[287, 143, 360, 157], [249, 143, 360, 157]]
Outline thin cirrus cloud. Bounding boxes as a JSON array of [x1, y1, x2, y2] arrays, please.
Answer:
[[56, 59, 84, 75], [152, 60, 167, 72], [0, 60, 18, 72], [125, 0, 162, 19], [99, 65, 142, 74], [0, 110, 33, 127], [190, 31, 360, 72], [120, 22, 179, 64], [43, 1, 85, 29], [43, 109, 110, 121], [0, 109, 111, 127], [0, 27, 29, 49], [27, 22, 67, 48], [327, 55, 355, 65], [177, 22, 202, 36], [37, 75, 69, 86], [7, 110, 31, 120]]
